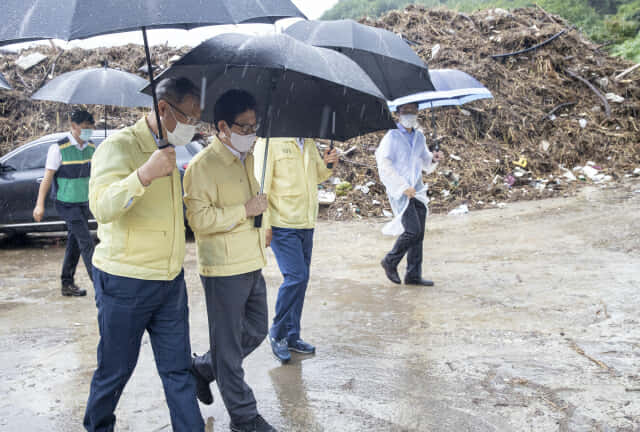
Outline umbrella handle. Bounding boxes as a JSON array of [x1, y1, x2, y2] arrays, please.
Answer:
[[327, 111, 336, 169], [327, 140, 334, 169], [254, 135, 270, 229], [430, 102, 440, 153]]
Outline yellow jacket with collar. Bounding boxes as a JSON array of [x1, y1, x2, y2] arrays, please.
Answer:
[[253, 137, 332, 230], [183, 136, 266, 277], [89, 117, 185, 281]]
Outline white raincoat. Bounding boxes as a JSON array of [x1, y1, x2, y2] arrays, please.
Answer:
[[375, 125, 437, 236]]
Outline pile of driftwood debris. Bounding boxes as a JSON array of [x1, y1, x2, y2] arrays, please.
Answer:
[[1, 6, 638, 220]]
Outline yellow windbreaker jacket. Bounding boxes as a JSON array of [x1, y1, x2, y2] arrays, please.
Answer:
[[183, 136, 267, 277], [253, 137, 332, 230], [89, 118, 185, 281]]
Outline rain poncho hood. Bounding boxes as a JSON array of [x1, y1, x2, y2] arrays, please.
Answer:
[[375, 125, 437, 236]]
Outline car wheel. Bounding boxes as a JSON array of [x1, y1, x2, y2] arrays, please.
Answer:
[[1, 230, 28, 245]]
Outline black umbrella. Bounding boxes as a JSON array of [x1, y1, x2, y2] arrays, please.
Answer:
[[284, 19, 435, 101], [32, 64, 153, 136], [0, 0, 306, 145], [148, 32, 395, 226], [147, 33, 395, 139], [0, 72, 10, 90]]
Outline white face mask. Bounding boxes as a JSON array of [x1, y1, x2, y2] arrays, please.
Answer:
[[79, 129, 93, 142], [399, 114, 418, 129], [165, 120, 196, 147], [230, 132, 257, 153], [166, 106, 197, 146]]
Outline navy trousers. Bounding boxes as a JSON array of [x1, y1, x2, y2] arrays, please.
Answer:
[[385, 198, 427, 280], [84, 268, 204, 432], [55, 201, 94, 285], [269, 227, 314, 344]]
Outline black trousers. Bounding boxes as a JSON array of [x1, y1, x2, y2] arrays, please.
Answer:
[[55, 201, 94, 286], [385, 198, 426, 280], [193, 270, 268, 425]]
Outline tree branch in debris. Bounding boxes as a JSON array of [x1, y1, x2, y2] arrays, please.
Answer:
[[492, 29, 567, 60], [542, 101, 577, 120], [35, 50, 65, 92], [564, 69, 611, 118], [340, 158, 375, 169], [536, 4, 559, 24], [615, 63, 640, 81]]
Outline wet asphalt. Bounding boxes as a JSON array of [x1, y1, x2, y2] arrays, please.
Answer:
[[0, 181, 639, 431]]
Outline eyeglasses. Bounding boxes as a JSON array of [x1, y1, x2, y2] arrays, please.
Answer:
[[398, 109, 418, 115], [166, 101, 203, 127], [232, 121, 260, 135]]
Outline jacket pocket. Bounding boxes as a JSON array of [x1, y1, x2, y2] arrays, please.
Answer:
[[108, 223, 129, 262], [197, 235, 227, 269], [277, 194, 306, 225], [224, 228, 261, 267], [127, 227, 168, 269], [273, 155, 301, 190]]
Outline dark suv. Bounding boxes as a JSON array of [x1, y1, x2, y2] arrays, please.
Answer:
[[0, 131, 203, 236]]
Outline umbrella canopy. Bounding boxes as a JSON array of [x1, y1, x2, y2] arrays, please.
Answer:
[[149, 32, 396, 227], [0, 0, 306, 145], [32, 66, 153, 107], [387, 69, 492, 111], [284, 19, 434, 100], [32, 65, 153, 135], [0, 72, 10, 90], [388, 69, 493, 153], [147, 32, 396, 141], [0, 0, 307, 46]]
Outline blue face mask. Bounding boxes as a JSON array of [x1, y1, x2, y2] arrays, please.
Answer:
[[79, 129, 93, 142]]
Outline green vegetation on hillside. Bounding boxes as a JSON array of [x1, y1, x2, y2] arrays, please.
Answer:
[[321, 0, 640, 62]]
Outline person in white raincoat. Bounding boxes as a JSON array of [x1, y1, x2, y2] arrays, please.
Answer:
[[376, 102, 443, 286]]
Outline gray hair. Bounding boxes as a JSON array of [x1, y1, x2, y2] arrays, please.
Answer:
[[155, 77, 199, 105]]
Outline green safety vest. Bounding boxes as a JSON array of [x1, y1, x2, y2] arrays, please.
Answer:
[[54, 137, 95, 203]]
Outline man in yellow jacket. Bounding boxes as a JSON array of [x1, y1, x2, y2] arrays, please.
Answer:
[[185, 90, 276, 432], [253, 136, 337, 363], [83, 77, 204, 432]]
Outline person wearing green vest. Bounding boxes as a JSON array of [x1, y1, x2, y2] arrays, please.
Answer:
[[33, 109, 96, 297]]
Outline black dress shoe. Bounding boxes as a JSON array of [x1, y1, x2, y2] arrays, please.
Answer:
[[230, 414, 277, 432], [380, 259, 401, 284], [404, 278, 434, 286], [192, 355, 213, 405], [61, 283, 87, 297]]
